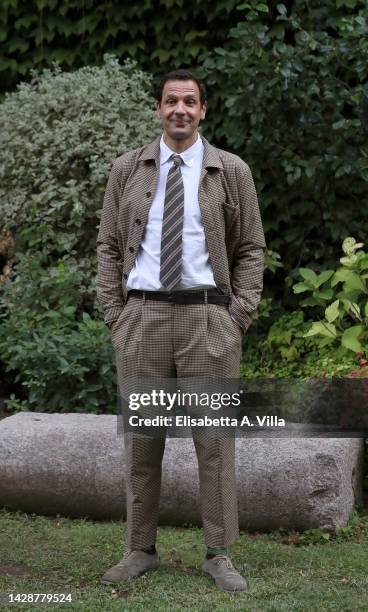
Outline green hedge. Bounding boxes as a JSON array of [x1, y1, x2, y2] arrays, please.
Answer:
[[0, 58, 159, 412], [0, 252, 116, 413], [0, 0, 239, 94], [199, 0, 368, 272], [0, 56, 159, 274]]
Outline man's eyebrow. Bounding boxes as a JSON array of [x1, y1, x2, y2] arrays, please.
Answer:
[[165, 93, 198, 99]]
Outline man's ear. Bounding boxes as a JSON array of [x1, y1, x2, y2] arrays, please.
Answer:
[[200, 102, 207, 120], [156, 102, 161, 119]]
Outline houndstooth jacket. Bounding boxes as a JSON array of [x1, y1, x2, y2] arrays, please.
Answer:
[[96, 134, 266, 332]]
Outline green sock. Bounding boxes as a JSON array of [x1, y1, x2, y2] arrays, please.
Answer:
[[206, 546, 227, 558]]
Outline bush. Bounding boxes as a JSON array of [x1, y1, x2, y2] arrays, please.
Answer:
[[241, 310, 358, 379], [0, 57, 160, 411], [200, 0, 368, 271], [293, 237, 368, 354], [0, 55, 160, 268], [0, 252, 117, 413]]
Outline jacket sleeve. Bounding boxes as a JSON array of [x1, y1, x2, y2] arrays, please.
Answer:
[[229, 161, 266, 333], [96, 160, 125, 327]]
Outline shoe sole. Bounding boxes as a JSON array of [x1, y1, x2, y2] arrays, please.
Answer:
[[202, 569, 247, 592], [101, 565, 159, 585]]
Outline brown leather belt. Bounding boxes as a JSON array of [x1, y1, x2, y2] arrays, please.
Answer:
[[128, 288, 230, 305]]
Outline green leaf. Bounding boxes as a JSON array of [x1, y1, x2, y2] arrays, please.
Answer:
[[151, 48, 171, 62], [315, 270, 334, 288], [365, 300, 368, 319], [340, 255, 357, 267], [304, 321, 337, 338], [342, 237, 363, 255], [325, 300, 340, 323], [300, 297, 324, 307], [255, 3, 269, 12], [276, 3, 287, 15], [331, 269, 356, 287], [345, 274, 366, 292], [336, 0, 359, 8], [349, 302, 361, 319], [184, 30, 208, 43], [58, 357, 70, 370], [341, 325, 363, 352], [316, 288, 334, 300], [332, 119, 346, 130], [341, 298, 353, 312], [303, 326, 319, 338], [293, 282, 311, 294], [332, 270, 365, 291], [298, 268, 318, 285], [82, 312, 91, 323], [318, 336, 336, 347]]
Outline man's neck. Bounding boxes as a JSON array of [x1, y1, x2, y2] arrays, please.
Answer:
[[162, 131, 199, 153]]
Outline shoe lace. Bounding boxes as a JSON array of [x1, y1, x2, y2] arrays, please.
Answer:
[[214, 555, 233, 570]]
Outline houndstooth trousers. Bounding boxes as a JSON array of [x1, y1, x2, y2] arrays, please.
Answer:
[[112, 294, 243, 549]]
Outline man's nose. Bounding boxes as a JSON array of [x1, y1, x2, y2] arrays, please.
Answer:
[[174, 101, 186, 114]]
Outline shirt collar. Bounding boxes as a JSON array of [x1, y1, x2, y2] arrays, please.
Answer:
[[160, 134, 203, 168]]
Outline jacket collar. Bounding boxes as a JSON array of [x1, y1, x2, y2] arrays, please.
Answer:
[[137, 133, 223, 170]]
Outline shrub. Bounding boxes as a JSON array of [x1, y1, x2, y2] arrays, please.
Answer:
[[241, 310, 358, 379], [0, 55, 160, 267], [200, 0, 368, 270], [293, 237, 368, 354], [0, 252, 117, 413], [0, 57, 161, 411]]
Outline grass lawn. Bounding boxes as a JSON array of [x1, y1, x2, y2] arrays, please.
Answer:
[[0, 510, 368, 611]]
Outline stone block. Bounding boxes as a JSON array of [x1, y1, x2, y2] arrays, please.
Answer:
[[0, 413, 364, 531]]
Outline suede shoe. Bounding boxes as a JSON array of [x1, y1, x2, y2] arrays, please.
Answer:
[[202, 555, 247, 592], [101, 549, 160, 584]]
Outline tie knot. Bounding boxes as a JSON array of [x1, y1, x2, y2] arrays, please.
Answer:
[[171, 154, 182, 167]]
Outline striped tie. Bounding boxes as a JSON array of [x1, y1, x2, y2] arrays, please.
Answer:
[[160, 154, 184, 290]]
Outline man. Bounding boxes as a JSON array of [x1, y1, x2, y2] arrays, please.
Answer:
[[96, 69, 266, 592]]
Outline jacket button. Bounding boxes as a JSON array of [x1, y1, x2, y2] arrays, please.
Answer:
[[123, 273, 128, 280], [129, 246, 134, 253], [146, 191, 151, 198], [135, 218, 141, 225]]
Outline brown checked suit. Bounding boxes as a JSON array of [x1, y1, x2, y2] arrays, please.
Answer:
[[97, 134, 266, 549]]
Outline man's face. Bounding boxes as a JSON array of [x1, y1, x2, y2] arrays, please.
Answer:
[[156, 80, 206, 144]]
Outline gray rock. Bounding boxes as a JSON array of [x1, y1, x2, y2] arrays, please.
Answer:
[[0, 413, 364, 531]]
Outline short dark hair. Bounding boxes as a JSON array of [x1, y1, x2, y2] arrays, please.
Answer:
[[154, 69, 207, 106]]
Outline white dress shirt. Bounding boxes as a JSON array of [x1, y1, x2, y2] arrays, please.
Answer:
[[127, 134, 216, 291]]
